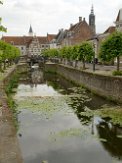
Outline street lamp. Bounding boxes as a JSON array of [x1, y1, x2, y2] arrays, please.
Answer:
[[92, 36, 98, 72], [93, 42, 96, 72]]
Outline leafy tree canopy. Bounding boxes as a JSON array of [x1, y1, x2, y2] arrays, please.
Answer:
[[99, 31, 122, 71], [0, 1, 7, 32], [78, 42, 94, 62], [99, 32, 122, 62]]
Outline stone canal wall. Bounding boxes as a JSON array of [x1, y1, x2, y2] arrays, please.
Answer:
[[0, 64, 26, 163], [45, 63, 122, 103], [2, 63, 28, 88]]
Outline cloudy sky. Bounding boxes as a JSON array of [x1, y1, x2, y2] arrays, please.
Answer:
[[0, 0, 122, 36]]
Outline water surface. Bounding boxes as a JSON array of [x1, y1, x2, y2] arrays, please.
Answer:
[[14, 68, 122, 163]]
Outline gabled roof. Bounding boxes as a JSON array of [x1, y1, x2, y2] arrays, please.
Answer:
[[37, 36, 48, 44], [47, 34, 56, 42], [55, 29, 66, 43], [65, 18, 93, 44], [69, 23, 78, 31], [115, 8, 122, 22], [1, 36, 26, 45], [104, 26, 116, 34], [1, 36, 48, 46]]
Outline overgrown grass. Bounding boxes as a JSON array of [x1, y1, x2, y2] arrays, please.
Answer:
[[5, 73, 19, 130], [5, 73, 19, 95], [95, 107, 122, 126], [112, 70, 122, 76]]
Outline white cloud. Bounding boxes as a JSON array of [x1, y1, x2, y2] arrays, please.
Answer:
[[0, 0, 122, 36]]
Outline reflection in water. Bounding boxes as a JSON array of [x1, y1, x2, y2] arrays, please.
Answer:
[[30, 67, 44, 87], [16, 68, 122, 163], [97, 120, 122, 160]]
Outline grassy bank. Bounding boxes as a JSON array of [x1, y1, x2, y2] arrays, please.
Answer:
[[5, 73, 20, 129]]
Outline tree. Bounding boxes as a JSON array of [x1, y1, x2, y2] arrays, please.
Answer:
[[99, 32, 122, 71], [78, 42, 95, 69], [0, 50, 3, 70], [71, 45, 79, 67], [48, 48, 59, 58], [71, 45, 79, 60], [0, 1, 7, 32], [0, 1, 3, 4], [0, 41, 20, 70]]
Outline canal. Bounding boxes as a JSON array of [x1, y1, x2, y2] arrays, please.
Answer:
[[14, 67, 122, 163]]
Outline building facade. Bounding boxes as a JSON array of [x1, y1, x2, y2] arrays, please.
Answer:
[[115, 8, 122, 32], [55, 6, 95, 47], [1, 26, 56, 57]]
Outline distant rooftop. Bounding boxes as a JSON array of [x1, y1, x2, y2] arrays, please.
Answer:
[[116, 8, 122, 22]]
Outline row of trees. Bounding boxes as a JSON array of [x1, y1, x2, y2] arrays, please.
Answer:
[[100, 32, 122, 71], [42, 42, 95, 69], [0, 1, 20, 72], [0, 40, 20, 71], [42, 31, 122, 72]]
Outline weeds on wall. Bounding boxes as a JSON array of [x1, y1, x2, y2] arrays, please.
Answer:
[[5, 73, 19, 130]]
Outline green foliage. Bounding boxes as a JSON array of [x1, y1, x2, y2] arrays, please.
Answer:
[[0, 1, 3, 4], [48, 48, 59, 58], [5, 73, 19, 95], [5, 73, 20, 130], [42, 49, 50, 57], [99, 32, 122, 71], [0, 2, 7, 32], [42, 48, 59, 58], [95, 107, 122, 126], [78, 42, 94, 62], [112, 70, 122, 76], [42, 42, 95, 68], [71, 45, 79, 60], [0, 40, 20, 70], [77, 42, 94, 69], [59, 46, 67, 58]]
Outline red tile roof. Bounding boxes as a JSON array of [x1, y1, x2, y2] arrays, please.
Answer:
[[104, 26, 116, 34], [1, 36, 26, 45], [37, 36, 48, 44], [64, 19, 93, 45], [47, 34, 56, 42], [1, 36, 48, 46]]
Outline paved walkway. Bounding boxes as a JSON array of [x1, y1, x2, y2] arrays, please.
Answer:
[[59, 61, 122, 77], [0, 65, 23, 163]]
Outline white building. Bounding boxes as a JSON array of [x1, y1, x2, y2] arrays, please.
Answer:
[[1, 26, 56, 56]]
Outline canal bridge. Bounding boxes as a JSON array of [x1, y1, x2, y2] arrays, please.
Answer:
[[19, 55, 46, 67]]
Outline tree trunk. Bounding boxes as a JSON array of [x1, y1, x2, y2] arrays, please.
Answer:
[[82, 60, 85, 70], [0, 62, 2, 71], [117, 56, 120, 71]]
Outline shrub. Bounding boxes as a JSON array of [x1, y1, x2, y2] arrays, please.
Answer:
[[112, 70, 122, 76]]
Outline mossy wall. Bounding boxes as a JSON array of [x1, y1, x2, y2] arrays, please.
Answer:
[[45, 63, 122, 103]]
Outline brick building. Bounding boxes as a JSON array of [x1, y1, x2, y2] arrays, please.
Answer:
[[56, 6, 95, 47]]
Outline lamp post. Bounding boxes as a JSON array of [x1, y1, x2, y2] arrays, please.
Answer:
[[92, 36, 98, 72], [93, 42, 96, 72]]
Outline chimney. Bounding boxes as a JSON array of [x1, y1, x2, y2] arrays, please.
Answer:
[[70, 23, 73, 28], [79, 17, 82, 22], [59, 28, 63, 32], [83, 17, 85, 22]]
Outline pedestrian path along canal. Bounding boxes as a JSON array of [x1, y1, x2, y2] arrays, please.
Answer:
[[14, 68, 122, 163]]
